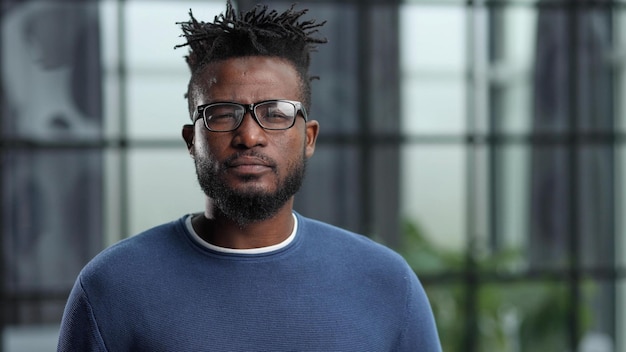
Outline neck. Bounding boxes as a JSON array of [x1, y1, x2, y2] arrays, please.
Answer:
[[192, 198, 295, 249]]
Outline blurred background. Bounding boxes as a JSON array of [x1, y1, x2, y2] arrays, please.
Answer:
[[1, 0, 624, 351]]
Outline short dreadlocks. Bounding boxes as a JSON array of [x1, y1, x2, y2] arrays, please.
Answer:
[[175, 0, 327, 116]]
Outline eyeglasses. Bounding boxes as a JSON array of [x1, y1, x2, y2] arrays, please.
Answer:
[[193, 100, 308, 132]]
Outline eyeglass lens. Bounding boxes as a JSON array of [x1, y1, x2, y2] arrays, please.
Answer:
[[204, 101, 297, 131]]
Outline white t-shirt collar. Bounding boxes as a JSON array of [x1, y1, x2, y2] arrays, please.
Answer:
[[185, 213, 298, 255]]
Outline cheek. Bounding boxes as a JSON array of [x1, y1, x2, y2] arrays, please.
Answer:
[[193, 143, 221, 171], [194, 130, 227, 159], [276, 133, 307, 159], [276, 137, 307, 176]]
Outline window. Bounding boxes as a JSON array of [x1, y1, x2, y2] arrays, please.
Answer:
[[1, 0, 624, 351]]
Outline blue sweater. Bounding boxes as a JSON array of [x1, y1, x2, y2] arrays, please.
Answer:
[[58, 213, 441, 351]]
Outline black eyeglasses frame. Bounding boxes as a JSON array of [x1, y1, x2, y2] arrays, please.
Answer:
[[192, 99, 308, 132]]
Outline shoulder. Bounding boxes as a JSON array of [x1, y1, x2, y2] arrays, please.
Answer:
[[79, 217, 189, 286], [296, 213, 412, 274], [296, 215, 439, 335], [297, 213, 399, 254]]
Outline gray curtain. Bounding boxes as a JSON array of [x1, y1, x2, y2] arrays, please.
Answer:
[[530, 0, 613, 338]]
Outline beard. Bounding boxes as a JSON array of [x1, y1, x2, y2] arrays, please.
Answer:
[[194, 150, 306, 227]]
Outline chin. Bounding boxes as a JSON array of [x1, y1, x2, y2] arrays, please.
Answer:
[[229, 177, 277, 193], [233, 187, 276, 200]]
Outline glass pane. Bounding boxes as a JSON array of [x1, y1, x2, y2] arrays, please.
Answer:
[[368, 5, 401, 134], [421, 282, 467, 352], [471, 145, 491, 257], [99, 0, 120, 71], [295, 144, 362, 234], [527, 145, 572, 269], [401, 78, 466, 134], [579, 280, 616, 352], [617, 280, 626, 352], [404, 0, 466, 4], [124, 1, 224, 69], [491, 7, 536, 134], [532, 6, 613, 135], [400, 5, 466, 71], [371, 145, 401, 245], [127, 148, 204, 236], [308, 4, 359, 134], [123, 1, 223, 139], [494, 79, 534, 134], [615, 143, 626, 268], [1, 1, 102, 141], [476, 281, 569, 352], [578, 146, 614, 269], [103, 149, 123, 246], [480, 144, 615, 272], [400, 145, 466, 273], [618, 7, 626, 133], [618, 140, 625, 352], [3, 149, 102, 326], [126, 73, 190, 139], [3, 325, 58, 352], [478, 145, 532, 275], [400, 4, 467, 134], [501, 7, 536, 75], [495, 145, 530, 258]]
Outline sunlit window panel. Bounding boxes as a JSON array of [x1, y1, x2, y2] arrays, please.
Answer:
[[488, 145, 531, 272], [400, 5, 467, 134], [400, 145, 466, 256], [127, 148, 204, 236], [619, 145, 626, 269], [489, 7, 536, 134], [123, 1, 223, 139], [124, 1, 223, 69], [618, 7, 626, 133], [126, 73, 189, 139]]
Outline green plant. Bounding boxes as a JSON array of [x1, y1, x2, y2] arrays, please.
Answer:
[[398, 220, 593, 352]]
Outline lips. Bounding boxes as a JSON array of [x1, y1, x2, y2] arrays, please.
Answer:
[[224, 153, 276, 174], [227, 156, 272, 168]]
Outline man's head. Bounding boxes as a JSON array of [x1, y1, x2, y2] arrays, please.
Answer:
[[176, 0, 326, 115], [177, 2, 326, 227]]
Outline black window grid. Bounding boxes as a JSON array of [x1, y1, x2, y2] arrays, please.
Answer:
[[0, 0, 625, 351]]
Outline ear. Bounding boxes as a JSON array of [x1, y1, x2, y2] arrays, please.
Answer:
[[304, 120, 319, 159], [182, 124, 195, 157]]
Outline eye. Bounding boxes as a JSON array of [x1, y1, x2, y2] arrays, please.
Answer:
[[207, 105, 238, 121], [264, 107, 290, 120], [209, 112, 236, 120], [257, 102, 293, 123]]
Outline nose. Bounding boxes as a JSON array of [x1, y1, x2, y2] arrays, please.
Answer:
[[231, 111, 267, 149]]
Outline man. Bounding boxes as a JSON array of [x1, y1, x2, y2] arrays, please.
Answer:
[[58, 2, 441, 351]]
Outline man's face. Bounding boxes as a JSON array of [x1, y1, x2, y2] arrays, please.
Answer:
[[183, 56, 319, 226]]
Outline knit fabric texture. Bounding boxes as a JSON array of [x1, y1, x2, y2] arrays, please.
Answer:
[[57, 213, 441, 351]]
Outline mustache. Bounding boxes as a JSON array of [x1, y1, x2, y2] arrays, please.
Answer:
[[223, 151, 277, 169]]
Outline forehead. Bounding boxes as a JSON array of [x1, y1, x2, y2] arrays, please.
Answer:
[[190, 56, 303, 105]]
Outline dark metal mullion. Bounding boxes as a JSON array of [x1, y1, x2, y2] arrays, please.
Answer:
[[118, 0, 129, 239], [487, 6, 504, 252], [607, 5, 619, 343], [417, 265, 626, 285], [356, 3, 373, 236], [0, 3, 5, 349], [3, 131, 626, 150], [566, 2, 581, 350], [462, 2, 482, 351]]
